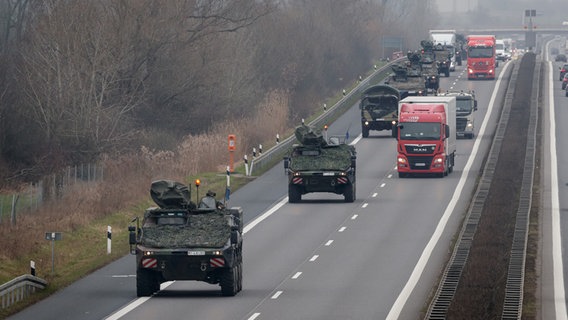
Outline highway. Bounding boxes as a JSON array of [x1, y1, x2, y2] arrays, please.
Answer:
[[8, 62, 514, 319], [541, 38, 568, 320]]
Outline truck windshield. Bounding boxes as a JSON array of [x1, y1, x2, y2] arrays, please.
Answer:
[[468, 47, 494, 58], [456, 99, 473, 114], [399, 122, 441, 140]]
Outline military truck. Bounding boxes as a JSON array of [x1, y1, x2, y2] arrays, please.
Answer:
[[420, 40, 440, 92], [360, 84, 400, 138], [384, 51, 426, 98], [284, 124, 356, 203], [439, 90, 478, 139], [432, 43, 453, 77], [128, 180, 243, 297]]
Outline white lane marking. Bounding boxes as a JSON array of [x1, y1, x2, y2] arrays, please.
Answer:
[[271, 291, 283, 299], [386, 61, 513, 319], [547, 57, 568, 320], [338, 227, 346, 232], [372, 193, 378, 197], [310, 255, 319, 262], [248, 313, 261, 320], [380, 183, 386, 188], [111, 275, 136, 278], [362, 203, 368, 208], [351, 214, 358, 220], [244, 197, 288, 234], [104, 297, 152, 320], [388, 174, 393, 178], [325, 240, 334, 246], [292, 272, 302, 279]]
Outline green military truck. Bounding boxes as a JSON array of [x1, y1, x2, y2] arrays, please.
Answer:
[[360, 84, 400, 138], [128, 180, 243, 297], [284, 124, 356, 203]]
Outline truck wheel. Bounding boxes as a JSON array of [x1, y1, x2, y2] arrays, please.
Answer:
[[344, 184, 355, 203], [398, 172, 406, 178], [220, 266, 237, 296], [237, 262, 243, 292], [288, 185, 301, 203], [362, 127, 369, 138], [137, 269, 159, 297]]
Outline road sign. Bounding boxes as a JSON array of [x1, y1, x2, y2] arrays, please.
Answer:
[[45, 232, 62, 241]]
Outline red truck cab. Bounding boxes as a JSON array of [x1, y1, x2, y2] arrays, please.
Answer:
[[467, 35, 496, 80], [396, 96, 456, 178]]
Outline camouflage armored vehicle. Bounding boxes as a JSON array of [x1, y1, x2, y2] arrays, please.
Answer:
[[385, 51, 425, 98], [128, 180, 243, 297], [359, 84, 400, 138], [283, 124, 356, 203], [420, 40, 440, 92], [439, 90, 477, 139], [432, 42, 453, 77]]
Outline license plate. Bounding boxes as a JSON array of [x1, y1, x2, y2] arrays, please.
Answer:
[[188, 251, 205, 256], [323, 172, 335, 176], [415, 163, 426, 167]]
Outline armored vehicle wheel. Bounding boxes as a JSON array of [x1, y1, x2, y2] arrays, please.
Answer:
[[137, 269, 160, 297], [344, 184, 355, 203], [220, 265, 238, 296], [288, 185, 301, 203], [237, 261, 243, 292], [362, 127, 369, 138]]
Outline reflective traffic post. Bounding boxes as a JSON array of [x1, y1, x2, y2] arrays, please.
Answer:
[[45, 232, 62, 274]]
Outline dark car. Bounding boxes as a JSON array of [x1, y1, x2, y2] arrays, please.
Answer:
[[565, 84, 568, 97], [556, 54, 567, 62], [562, 73, 568, 90], [560, 63, 568, 81]]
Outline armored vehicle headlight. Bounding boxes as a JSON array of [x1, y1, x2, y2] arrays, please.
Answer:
[[293, 172, 301, 176], [144, 251, 154, 256], [212, 250, 222, 255], [467, 123, 473, 127], [364, 121, 369, 126], [392, 120, 396, 125]]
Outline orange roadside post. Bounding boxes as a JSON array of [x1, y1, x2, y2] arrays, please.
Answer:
[[228, 134, 236, 172]]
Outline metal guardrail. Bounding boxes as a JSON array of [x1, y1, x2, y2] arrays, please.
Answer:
[[249, 59, 401, 175], [0, 274, 47, 309]]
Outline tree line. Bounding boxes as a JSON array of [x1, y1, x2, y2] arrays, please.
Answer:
[[0, 0, 437, 187]]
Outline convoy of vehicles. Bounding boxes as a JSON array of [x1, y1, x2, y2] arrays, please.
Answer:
[[395, 96, 456, 178], [284, 124, 357, 202], [126, 30, 492, 302], [360, 84, 399, 138], [439, 91, 477, 139], [129, 180, 243, 297], [467, 35, 497, 80]]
